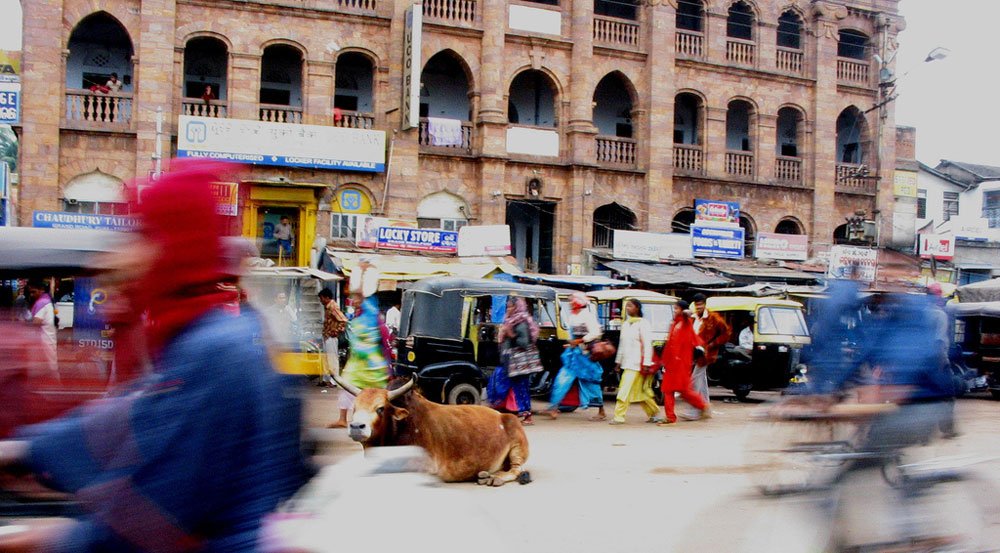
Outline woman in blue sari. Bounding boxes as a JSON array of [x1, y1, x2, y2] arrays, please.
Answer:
[[544, 292, 606, 421], [487, 297, 543, 425]]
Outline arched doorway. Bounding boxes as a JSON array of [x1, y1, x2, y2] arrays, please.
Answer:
[[334, 52, 375, 128], [508, 70, 558, 127], [593, 203, 636, 248], [739, 214, 756, 258], [183, 37, 228, 117], [775, 218, 804, 235], [61, 170, 127, 214], [593, 73, 635, 138], [259, 44, 304, 123], [65, 12, 134, 126], [671, 208, 695, 233]]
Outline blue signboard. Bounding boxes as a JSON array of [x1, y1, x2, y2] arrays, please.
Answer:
[[0, 83, 18, 125], [691, 225, 745, 259], [376, 226, 458, 253], [33, 210, 139, 231], [694, 199, 740, 226], [72, 277, 115, 350]]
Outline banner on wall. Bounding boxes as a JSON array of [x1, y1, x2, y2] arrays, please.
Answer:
[[32, 211, 139, 231], [613, 230, 693, 261], [691, 225, 744, 259], [694, 199, 740, 227], [355, 216, 416, 248], [457, 225, 512, 256], [754, 233, 808, 260], [211, 182, 238, 216], [918, 233, 955, 260], [827, 245, 878, 282], [72, 277, 115, 351], [376, 226, 457, 253]]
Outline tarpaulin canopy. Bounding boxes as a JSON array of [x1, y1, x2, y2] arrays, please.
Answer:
[[602, 261, 732, 287], [322, 248, 520, 287], [514, 273, 630, 289], [693, 260, 821, 284], [957, 278, 1000, 303]]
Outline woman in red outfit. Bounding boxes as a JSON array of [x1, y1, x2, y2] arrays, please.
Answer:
[[658, 301, 711, 425]]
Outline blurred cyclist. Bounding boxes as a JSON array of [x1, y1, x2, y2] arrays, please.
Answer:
[[0, 160, 309, 552]]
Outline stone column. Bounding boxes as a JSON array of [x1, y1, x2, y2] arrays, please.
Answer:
[[643, 2, 677, 232], [17, 0, 64, 221], [808, 2, 846, 254], [229, 53, 261, 121], [304, 60, 335, 126], [566, 0, 597, 166], [705, 106, 728, 177], [757, 21, 777, 72], [757, 113, 777, 184], [382, 0, 420, 217], [706, 6, 727, 65], [476, 0, 508, 158], [134, 0, 178, 177]]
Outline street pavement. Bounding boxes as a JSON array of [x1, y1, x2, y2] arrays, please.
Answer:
[[306, 387, 1000, 552]]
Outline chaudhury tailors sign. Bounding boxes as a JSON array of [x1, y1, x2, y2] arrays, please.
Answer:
[[177, 115, 386, 172], [377, 226, 458, 253]]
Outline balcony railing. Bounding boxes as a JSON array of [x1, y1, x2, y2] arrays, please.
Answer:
[[726, 38, 756, 66], [673, 144, 703, 174], [837, 58, 870, 86], [726, 151, 754, 177], [64, 89, 132, 128], [418, 118, 474, 152], [776, 47, 803, 74], [423, 0, 477, 26], [836, 163, 877, 195], [336, 0, 377, 13], [259, 104, 304, 124], [675, 30, 704, 59], [182, 98, 228, 118], [595, 136, 636, 166], [775, 156, 802, 183], [594, 15, 640, 50], [333, 110, 375, 129]]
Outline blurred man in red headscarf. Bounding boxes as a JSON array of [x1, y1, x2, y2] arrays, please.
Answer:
[[0, 160, 309, 553]]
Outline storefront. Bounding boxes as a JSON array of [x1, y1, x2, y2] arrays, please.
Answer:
[[241, 183, 320, 267]]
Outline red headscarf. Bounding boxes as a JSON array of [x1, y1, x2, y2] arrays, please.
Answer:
[[129, 159, 239, 355]]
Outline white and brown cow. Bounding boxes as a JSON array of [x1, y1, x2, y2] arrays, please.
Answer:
[[331, 376, 531, 486]]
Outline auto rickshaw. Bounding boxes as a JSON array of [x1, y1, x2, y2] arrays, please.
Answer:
[[705, 296, 811, 401], [586, 289, 679, 398], [394, 277, 563, 404], [948, 301, 1000, 399]]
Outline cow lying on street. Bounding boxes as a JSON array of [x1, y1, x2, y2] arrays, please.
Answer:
[[331, 375, 531, 486]]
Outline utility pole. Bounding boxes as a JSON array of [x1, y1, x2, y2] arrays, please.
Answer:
[[153, 106, 163, 179]]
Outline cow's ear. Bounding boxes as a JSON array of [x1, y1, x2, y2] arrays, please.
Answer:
[[392, 407, 409, 421]]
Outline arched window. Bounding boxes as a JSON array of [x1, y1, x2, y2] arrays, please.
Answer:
[[593, 203, 636, 248], [671, 209, 695, 233], [183, 37, 228, 117], [739, 214, 756, 257], [777, 11, 802, 49], [66, 13, 134, 92], [508, 70, 558, 127], [417, 191, 469, 231], [259, 44, 303, 123], [331, 185, 374, 240], [676, 0, 704, 32], [593, 73, 635, 138], [420, 51, 472, 121], [727, 1, 754, 40], [776, 107, 801, 157], [595, 0, 638, 21], [775, 218, 803, 234], [833, 223, 849, 244], [674, 93, 702, 145], [62, 170, 127, 215], [726, 99, 753, 152], [335, 53, 375, 126], [836, 107, 867, 165], [838, 29, 869, 60]]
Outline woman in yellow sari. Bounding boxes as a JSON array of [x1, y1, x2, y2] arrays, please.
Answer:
[[610, 299, 663, 425]]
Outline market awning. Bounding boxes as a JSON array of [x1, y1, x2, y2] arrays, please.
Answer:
[[601, 261, 732, 287], [957, 278, 1000, 303], [693, 260, 821, 284], [514, 273, 631, 289], [322, 248, 520, 287]]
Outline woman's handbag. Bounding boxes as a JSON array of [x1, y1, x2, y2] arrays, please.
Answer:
[[506, 345, 544, 377], [587, 340, 617, 362]]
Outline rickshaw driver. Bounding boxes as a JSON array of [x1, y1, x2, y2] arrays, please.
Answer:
[[734, 313, 754, 360]]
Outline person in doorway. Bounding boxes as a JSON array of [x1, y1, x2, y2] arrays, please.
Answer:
[[544, 292, 606, 421], [201, 84, 216, 105], [659, 301, 710, 425], [274, 216, 294, 262], [610, 299, 662, 425], [104, 73, 122, 93], [384, 301, 401, 339], [319, 288, 348, 388], [690, 293, 730, 407], [25, 279, 58, 381], [0, 159, 309, 553], [488, 297, 543, 425]]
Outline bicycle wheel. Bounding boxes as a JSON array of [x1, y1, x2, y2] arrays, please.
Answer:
[[744, 418, 856, 496]]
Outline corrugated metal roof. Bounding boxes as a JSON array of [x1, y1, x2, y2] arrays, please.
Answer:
[[601, 261, 732, 287]]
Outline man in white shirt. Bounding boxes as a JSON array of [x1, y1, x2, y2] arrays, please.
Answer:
[[274, 216, 294, 260], [735, 314, 754, 359], [26, 280, 59, 380], [385, 302, 401, 337]]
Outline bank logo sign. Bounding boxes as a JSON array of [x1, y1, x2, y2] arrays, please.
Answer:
[[177, 115, 386, 172]]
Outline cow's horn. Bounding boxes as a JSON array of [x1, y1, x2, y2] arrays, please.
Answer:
[[387, 378, 415, 401], [330, 371, 361, 397]]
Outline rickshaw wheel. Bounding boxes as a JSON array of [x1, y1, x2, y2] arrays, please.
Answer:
[[447, 383, 481, 405], [733, 384, 753, 402]]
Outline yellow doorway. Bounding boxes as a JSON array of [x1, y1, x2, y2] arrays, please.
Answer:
[[242, 185, 318, 267]]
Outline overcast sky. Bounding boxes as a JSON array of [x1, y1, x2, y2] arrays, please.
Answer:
[[0, 0, 995, 166]]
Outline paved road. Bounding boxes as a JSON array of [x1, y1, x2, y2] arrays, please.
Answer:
[[306, 387, 1000, 552]]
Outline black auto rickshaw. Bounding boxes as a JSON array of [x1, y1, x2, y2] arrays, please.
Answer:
[[948, 301, 1000, 399], [394, 277, 562, 405], [705, 296, 811, 401]]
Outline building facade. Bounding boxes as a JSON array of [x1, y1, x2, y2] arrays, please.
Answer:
[[14, 0, 905, 271]]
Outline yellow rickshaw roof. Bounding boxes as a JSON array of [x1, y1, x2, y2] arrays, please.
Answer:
[[706, 296, 803, 311]]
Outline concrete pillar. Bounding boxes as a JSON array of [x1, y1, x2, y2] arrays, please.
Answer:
[[757, 113, 777, 183], [134, 0, 177, 177], [566, 0, 597, 165], [705, 106, 728, 177], [706, 7, 727, 65], [476, 0, 508, 158], [229, 53, 261, 121], [17, 0, 64, 221], [757, 21, 777, 72], [383, 0, 420, 217], [304, 60, 334, 126], [643, 3, 677, 232], [809, 5, 844, 253]]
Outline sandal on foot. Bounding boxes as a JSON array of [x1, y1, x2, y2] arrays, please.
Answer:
[[656, 420, 676, 426], [589, 414, 607, 422], [608, 420, 625, 425], [647, 416, 665, 424]]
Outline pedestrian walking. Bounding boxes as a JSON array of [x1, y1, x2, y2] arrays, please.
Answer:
[[610, 299, 662, 425], [690, 293, 730, 406], [488, 297, 543, 425], [659, 301, 711, 425], [319, 288, 347, 387], [544, 292, 606, 421], [25, 279, 58, 381]]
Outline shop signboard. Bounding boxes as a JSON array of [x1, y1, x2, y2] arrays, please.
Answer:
[[457, 225, 512, 256], [694, 199, 739, 227], [893, 170, 918, 198], [376, 226, 457, 253], [355, 216, 416, 248], [918, 233, 955, 260], [177, 115, 386, 172], [72, 277, 115, 351], [211, 182, 238, 216], [827, 245, 878, 282], [0, 50, 20, 82], [691, 225, 744, 259], [32, 210, 139, 232], [613, 230, 693, 261], [401, 4, 422, 130], [754, 232, 809, 260], [0, 81, 19, 125]]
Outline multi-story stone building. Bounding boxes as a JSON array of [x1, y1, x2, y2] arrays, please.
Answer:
[[14, 0, 905, 271]]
